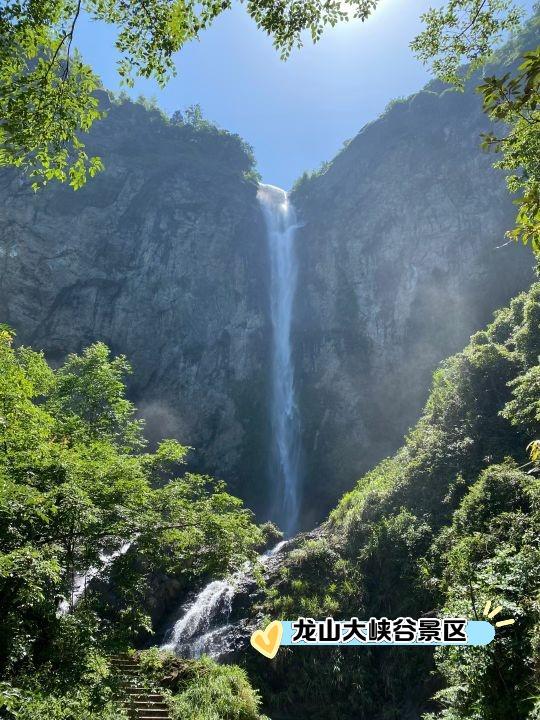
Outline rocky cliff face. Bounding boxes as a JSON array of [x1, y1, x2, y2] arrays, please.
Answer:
[[0, 98, 272, 512], [291, 79, 535, 524]]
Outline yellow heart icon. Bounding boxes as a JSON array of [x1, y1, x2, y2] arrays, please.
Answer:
[[250, 620, 283, 659]]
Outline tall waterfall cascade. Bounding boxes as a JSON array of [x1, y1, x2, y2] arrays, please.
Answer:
[[161, 184, 301, 660], [257, 183, 302, 537]]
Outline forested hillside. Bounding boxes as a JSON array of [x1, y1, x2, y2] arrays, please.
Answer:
[[2, 265, 538, 720], [0, 329, 269, 718], [244, 280, 540, 720]]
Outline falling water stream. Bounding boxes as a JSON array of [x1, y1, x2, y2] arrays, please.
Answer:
[[258, 183, 302, 537], [58, 541, 132, 615], [161, 542, 287, 658], [162, 183, 302, 658]]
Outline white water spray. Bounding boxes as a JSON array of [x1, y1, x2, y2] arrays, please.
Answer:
[[161, 541, 287, 659], [161, 579, 236, 658], [257, 183, 302, 536]]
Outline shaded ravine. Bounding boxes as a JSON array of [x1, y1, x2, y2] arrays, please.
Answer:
[[258, 184, 303, 537]]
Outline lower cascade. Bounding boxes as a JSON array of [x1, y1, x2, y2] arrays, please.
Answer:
[[58, 541, 132, 615], [161, 542, 287, 659], [257, 183, 303, 536]]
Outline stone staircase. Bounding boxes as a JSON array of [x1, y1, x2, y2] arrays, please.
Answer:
[[110, 654, 171, 720]]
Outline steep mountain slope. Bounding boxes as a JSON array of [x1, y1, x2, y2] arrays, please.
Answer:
[[290, 20, 539, 521], [240, 281, 540, 720]]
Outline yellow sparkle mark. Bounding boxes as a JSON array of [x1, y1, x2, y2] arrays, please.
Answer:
[[482, 600, 516, 629], [495, 619, 516, 628], [488, 606, 504, 620]]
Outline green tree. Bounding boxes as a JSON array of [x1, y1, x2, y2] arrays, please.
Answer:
[[478, 46, 540, 252], [0, 328, 262, 678], [0, 0, 378, 188], [411, 0, 523, 87], [412, 4, 540, 251]]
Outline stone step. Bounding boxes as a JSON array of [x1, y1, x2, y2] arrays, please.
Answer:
[[125, 688, 155, 694], [123, 702, 171, 718], [124, 707, 169, 713], [109, 655, 171, 719], [125, 697, 167, 703]]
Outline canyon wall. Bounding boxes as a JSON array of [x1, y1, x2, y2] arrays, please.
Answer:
[[0, 98, 272, 513], [0, 56, 537, 527]]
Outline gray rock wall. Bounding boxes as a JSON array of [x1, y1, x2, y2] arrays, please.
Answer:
[[291, 85, 535, 524], [0, 100, 272, 512], [0, 81, 536, 529]]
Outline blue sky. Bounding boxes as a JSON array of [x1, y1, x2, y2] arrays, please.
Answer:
[[74, 0, 532, 189]]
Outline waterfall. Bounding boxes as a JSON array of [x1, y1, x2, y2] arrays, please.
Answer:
[[257, 183, 302, 537], [161, 579, 236, 659], [57, 541, 132, 615], [161, 541, 287, 659], [161, 184, 300, 660]]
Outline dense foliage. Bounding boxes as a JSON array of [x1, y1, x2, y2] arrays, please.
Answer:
[[0, 328, 263, 718], [252, 282, 540, 720], [479, 39, 540, 252]]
